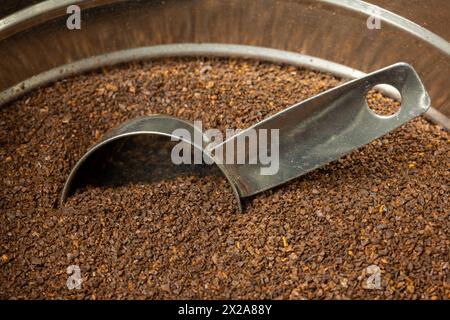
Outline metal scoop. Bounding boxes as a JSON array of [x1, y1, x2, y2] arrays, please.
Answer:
[[60, 63, 430, 211]]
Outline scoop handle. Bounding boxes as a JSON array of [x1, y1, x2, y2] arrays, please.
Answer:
[[215, 63, 430, 197]]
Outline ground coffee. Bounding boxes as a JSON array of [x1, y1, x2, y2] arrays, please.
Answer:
[[0, 58, 448, 299]]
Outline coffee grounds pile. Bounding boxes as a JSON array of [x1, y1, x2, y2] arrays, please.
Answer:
[[0, 58, 448, 299]]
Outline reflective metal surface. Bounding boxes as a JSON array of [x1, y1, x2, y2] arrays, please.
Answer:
[[59, 114, 243, 211], [0, 0, 449, 126], [217, 63, 430, 197], [61, 63, 430, 209]]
